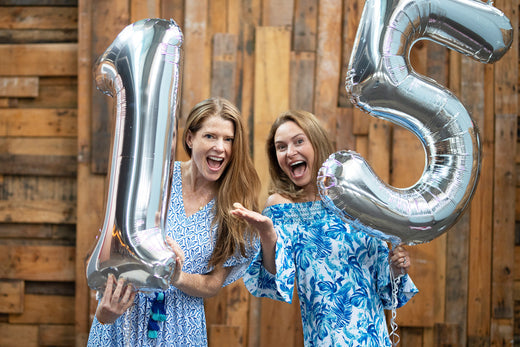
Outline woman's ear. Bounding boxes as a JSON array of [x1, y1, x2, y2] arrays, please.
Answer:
[[185, 130, 193, 149]]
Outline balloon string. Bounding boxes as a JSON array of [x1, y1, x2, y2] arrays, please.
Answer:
[[389, 269, 401, 346]]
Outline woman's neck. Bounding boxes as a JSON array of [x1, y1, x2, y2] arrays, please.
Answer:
[[296, 184, 320, 203], [181, 161, 218, 216], [181, 161, 217, 194]]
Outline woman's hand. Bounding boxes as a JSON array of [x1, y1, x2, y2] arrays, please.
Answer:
[[231, 202, 276, 239], [231, 202, 277, 274], [95, 274, 136, 324], [389, 245, 411, 278], [165, 236, 185, 286]]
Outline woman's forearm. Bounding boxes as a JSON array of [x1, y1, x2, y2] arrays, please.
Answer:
[[173, 265, 231, 298]]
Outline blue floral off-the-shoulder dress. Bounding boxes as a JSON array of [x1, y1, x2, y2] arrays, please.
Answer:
[[88, 162, 258, 346], [243, 201, 418, 346]]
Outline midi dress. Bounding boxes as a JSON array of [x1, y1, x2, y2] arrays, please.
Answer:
[[88, 161, 257, 346], [243, 201, 418, 347]]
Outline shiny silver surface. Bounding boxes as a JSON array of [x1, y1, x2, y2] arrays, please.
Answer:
[[318, 0, 512, 245], [86, 18, 183, 291]]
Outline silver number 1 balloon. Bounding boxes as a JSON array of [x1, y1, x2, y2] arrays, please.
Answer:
[[318, 0, 512, 245], [86, 19, 183, 291]]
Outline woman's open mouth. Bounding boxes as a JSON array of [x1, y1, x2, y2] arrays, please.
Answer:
[[290, 160, 307, 178]]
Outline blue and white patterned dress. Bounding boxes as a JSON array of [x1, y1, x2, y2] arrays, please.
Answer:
[[88, 161, 257, 346], [244, 201, 418, 346]]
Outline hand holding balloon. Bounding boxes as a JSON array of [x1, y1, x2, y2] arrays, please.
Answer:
[[165, 236, 185, 286], [95, 274, 136, 325], [389, 245, 410, 278]]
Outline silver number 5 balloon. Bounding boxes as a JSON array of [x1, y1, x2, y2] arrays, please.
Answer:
[[318, 0, 513, 246], [86, 19, 183, 291]]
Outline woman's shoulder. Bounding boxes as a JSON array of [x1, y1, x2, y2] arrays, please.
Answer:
[[264, 193, 293, 208]]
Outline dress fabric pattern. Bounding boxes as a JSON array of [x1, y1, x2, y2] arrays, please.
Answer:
[[243, 201, 418, 347], [88, 161, 256, 346]]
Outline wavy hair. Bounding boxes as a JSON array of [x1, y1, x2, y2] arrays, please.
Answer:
[[266, 110, 334, 201], [183, 97, 260, 267]]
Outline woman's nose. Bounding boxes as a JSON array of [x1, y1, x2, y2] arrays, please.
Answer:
[[287, 144, 297, 156], [213, 138, 225, 151]]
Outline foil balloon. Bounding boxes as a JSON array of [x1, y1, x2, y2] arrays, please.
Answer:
[[318, 0, 512, 246], [86, 18, 183, 291]]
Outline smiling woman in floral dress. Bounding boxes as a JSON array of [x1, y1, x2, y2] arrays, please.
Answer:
[[232, 110, 418, 346]]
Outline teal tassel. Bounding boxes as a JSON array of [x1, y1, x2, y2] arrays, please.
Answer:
[[147, 292, 166, 339]]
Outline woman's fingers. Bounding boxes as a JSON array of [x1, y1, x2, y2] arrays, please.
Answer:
[[166, 236, 185, 263], [110, 277, 125, 305], [102, 274, 115, 302]]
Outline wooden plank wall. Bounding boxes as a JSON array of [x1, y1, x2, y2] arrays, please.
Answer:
[[0, 0, 517, 346], [0, 1, 78, 347]]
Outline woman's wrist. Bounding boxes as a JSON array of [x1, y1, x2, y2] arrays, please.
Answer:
[[96, 314, 114, 325]]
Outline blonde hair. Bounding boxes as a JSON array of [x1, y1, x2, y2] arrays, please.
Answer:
[[266, 110, 334, 201], [183, 97, 260, 267]]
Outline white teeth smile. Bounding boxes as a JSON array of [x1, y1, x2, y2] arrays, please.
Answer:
[[208, 156, 223, 162], [290, 160, 305, 167]]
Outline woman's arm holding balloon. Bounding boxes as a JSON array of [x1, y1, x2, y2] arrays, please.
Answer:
[[165, 236, 232, 298]]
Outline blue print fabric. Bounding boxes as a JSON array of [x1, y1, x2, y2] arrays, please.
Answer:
[[88, 162, 258, 346], [243, 201, 418, 347]]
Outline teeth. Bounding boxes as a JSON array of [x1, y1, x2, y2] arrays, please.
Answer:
[[209, 156, 223, 162], [290, 161, 304, 167]]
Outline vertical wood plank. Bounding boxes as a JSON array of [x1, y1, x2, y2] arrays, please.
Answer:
[[235, 0, 261, 129], [209, 0, 228, 33], [491, 0, 517, 345], [313, 0, 342, 136], [335, 106, 355, 151], [131, 0, 160, 22], [161, 0, 184, 28], [339, 0, 363, 107], [211, 33, 238, 103], [225, 281, 252, 345], [367, 119, 390, 182], [178, 0, 211, 162], [465, 58, 492, 342], [253, 25, 293, 347], [293, 0, 317, 52], [253, 26, 291, 202], [76, 0, 111, 345], [289, 51, 315, 111], [261, 0, 294, 27], [440, 41, 468, 347], [75, 0, 92, 343], [182, 0, 211, 118], [209, 325, 242, 347], [355, 135, 368, 159], [90, 0, 129, 174]]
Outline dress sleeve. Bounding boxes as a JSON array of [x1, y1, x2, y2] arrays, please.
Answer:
[[375, 241, 419, 309], [243, 208, 296, 303], [221, 236, 261, 287]]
